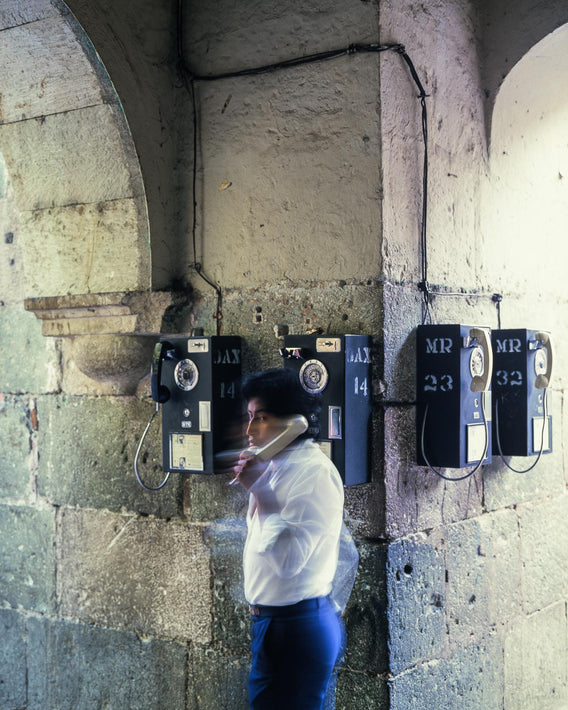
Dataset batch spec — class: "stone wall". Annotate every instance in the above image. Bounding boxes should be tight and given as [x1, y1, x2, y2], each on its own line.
[0, 0, 567, 709]
[379, 2, 568, 709]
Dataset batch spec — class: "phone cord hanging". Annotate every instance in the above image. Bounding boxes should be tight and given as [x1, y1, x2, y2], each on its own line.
[494, 389, 548, 473]
[134, 402, 171, 491]
[419, 401, 489, 482]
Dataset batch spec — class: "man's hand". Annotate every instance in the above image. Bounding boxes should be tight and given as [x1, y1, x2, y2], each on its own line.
[232, 450, 268, 490]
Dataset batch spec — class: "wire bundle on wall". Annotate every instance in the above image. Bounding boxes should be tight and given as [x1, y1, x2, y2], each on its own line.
[176, 0, 431, 334]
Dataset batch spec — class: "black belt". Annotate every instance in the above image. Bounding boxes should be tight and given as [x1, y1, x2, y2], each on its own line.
[249, 596, 330, 617]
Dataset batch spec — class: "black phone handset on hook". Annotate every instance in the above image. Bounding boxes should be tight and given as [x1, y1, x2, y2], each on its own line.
[135, 341, 178, 491]
[150, 341, 175, 403]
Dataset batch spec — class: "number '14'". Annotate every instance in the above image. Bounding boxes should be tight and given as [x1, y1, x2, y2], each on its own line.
[220, 381, 236, 399]
[354, 376, 368, 397]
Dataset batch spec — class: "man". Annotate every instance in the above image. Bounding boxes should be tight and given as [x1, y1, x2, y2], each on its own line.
[232, 367, 345, 710]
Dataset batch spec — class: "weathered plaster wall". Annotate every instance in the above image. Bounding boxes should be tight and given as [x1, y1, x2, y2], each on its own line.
[1, 0, 567, 709]
[184, 5, 382, 290]
[181, 2, 391, 704]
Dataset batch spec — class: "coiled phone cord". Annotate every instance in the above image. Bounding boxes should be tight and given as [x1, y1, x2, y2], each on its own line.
[494, 389, 548, 473]
[419, 400, 489, 482]
[134, 402, 171, 491]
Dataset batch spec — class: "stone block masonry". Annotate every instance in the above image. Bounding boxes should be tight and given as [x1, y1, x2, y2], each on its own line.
[1, 0, 568, 708]
[26, 616, 188, 709]
[57, 508, 212, 642]
[0, 505, 56, 614]
[386, 506, 568, 709]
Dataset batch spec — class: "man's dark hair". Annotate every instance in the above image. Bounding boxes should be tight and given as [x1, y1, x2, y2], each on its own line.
[242, 367, 321, 440]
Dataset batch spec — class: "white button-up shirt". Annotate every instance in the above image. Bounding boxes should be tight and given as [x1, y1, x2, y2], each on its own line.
[243, 439, 344, 606]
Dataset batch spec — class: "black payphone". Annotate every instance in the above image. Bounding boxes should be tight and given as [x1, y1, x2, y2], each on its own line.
[281, 334, 372, 486]
[416, 324, 493, 471]
[491, 329, 553, 459]
[149, 335, 242, 477]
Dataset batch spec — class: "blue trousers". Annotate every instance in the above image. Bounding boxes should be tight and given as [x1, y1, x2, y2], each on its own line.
[248, 597, 344, 710]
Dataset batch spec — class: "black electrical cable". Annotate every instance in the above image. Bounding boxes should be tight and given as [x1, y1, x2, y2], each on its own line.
[190, 43, 430, 308]
[175, 8, 431, 329]
[177, 1, 223, 335]
[190, 42, 412, 81]
[418, 288, 504, 328]
[192, 45, 357, 81]
[178, 4, 505, 334]
[392, 48, 430, 324]
[493, 293, 503, 329]
[189, 75, 223, 335]
[191, 42, 431, 316]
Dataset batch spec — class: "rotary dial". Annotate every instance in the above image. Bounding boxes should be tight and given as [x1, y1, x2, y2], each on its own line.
[299, 359, 329, 394]
[174, 359, 199, 391]
[469, 346, 485, 378]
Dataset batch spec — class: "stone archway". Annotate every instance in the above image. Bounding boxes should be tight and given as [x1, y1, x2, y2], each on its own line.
[0, 1, 187, 392]
[0, 1, 152, 299]
[480, 0, 568, 135]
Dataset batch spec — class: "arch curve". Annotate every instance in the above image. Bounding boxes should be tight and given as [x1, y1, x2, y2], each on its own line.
[0, 0, 153, 298]
[481, 22, 568, 302]
[481, 0, 568, 140]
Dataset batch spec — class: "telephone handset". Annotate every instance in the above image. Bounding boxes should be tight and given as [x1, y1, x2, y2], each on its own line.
[150, 341, 175, 403]
[228, 415, 308, 485]
[468, 327, 493, 393]
[248, 414, 308, 461]
[534, 331, 553, 389]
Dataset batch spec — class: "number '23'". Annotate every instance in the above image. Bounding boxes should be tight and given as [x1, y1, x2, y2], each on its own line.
[424, 374, 454, 392]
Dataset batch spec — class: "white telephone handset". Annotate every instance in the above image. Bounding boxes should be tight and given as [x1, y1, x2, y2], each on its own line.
[534, 331, 553, 389]
[227, 414, 308, 484]
[247, 414, 309, 461]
